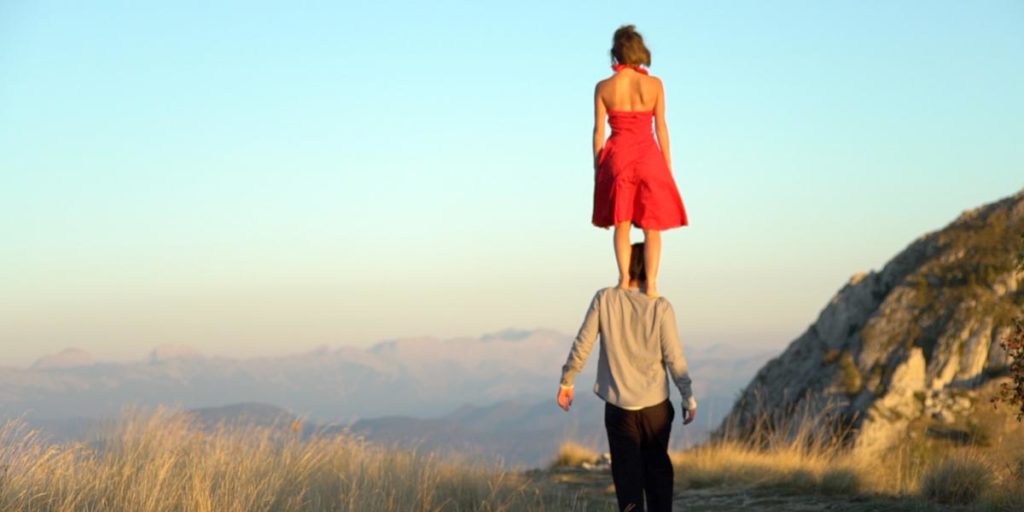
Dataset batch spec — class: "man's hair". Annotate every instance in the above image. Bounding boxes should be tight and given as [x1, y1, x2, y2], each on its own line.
[629, 243, 646, 282]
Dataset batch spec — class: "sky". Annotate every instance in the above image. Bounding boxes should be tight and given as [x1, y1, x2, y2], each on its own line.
[1, 1, 1022, 366]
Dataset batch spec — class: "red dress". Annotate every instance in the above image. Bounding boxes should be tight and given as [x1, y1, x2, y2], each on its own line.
[592, 68, 688, 230]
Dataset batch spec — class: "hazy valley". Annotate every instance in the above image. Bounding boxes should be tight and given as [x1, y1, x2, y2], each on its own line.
[1, 329, 774, 467]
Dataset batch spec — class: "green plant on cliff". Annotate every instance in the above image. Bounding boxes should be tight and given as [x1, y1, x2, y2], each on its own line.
[838, 352, 863, 396]
[1020, 231, 1024, 268]
[995, 320, 1024, 422]
[992, 232, 1024, 423]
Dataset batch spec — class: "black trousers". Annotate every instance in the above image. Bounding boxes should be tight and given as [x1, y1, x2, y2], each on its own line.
[604, 399, 675, 512]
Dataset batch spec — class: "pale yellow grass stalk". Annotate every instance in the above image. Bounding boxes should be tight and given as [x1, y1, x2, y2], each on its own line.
[673, 394, 861, 494]
[671, 441, 860, 495]
[0, 408, 592, 512]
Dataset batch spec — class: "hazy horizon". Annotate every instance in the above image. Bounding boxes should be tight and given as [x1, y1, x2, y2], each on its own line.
[3, 1, 1022, 366]
[7, 325, 786, 369]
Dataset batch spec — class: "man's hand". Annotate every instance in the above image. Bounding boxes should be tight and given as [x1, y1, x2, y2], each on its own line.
[557, 386, 575, 411]
[682, 406, 697, 425]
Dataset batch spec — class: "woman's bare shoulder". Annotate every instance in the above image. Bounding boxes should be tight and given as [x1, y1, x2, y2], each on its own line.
[643, 74, 664, 87]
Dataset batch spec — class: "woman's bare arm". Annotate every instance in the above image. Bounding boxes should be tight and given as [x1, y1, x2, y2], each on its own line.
[593, 82, 607, 171]
[653, 78, 672, 172]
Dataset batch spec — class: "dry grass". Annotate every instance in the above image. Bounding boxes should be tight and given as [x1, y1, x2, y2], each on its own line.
[5, 399, 1024, 511]
[986, 479, 1024, 512]
[671, 440, 861, 495]
[549, 442, 600, 469]
[0, 408, 587, 512]
[672, 396, 864, 495]
[920, 450, 994, 505]
[667, 386, 1024, 508]
[669, 434, 1024, 508]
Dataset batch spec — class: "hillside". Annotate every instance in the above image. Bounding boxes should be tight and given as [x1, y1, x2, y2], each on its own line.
[720, 189, 1024, 454]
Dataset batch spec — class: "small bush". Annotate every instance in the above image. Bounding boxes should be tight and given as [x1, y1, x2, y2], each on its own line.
[992, 319, 1024, 422]
[990, 232, 1024, 422]
[549, 441, 599, 469]
[920, 452, 994, 505]
[822, 349, 841, 365]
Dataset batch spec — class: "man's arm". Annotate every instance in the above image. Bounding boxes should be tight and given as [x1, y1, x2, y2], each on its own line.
[560, 291, 602, 389]
[659, 300, 697, 411]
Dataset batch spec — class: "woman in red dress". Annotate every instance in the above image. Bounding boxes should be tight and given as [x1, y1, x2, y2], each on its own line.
[592, 25, 688, 297]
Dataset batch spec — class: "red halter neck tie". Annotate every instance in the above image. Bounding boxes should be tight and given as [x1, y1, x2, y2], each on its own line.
[612, 63, 649, 75]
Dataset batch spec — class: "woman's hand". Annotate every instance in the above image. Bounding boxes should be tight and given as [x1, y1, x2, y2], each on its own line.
[557, 386, 575, 411]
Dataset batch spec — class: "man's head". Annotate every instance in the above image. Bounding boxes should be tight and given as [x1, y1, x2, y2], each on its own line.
[629, 243, 646, 284]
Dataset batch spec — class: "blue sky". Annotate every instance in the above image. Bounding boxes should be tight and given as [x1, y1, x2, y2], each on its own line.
[1, 1, 1022, 365]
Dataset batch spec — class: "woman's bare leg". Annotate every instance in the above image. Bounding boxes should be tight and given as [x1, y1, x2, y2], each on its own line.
[614, 221, 632, 288]
[643, 229, 662, 297]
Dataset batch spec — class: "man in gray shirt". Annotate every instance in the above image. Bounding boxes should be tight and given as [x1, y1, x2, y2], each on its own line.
[558, 243, 696, 512]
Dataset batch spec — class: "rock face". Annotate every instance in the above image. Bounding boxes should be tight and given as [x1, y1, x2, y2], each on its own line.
[719, 190, 1024, 454]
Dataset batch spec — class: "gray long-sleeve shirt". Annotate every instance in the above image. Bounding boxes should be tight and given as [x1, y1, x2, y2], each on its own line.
[560, 287, 697, 410]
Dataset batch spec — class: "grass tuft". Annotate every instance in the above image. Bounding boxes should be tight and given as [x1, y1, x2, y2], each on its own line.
[920, 450, 993, 505]
[549, 441, 600, 469]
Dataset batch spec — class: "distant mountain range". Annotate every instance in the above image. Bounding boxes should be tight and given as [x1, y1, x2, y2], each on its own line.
[2, 328, 775, 467]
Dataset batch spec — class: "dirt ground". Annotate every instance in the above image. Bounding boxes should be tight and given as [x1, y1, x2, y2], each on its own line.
[535, 467, 960, 512]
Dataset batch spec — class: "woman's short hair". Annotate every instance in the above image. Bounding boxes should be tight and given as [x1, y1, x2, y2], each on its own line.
[629, 243, 647, 282]
[610, 25, 651, 67]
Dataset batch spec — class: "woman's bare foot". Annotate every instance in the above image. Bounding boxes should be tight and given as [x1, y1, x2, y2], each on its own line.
[644, 283, 660, 298]
[613, 222, 632, 291]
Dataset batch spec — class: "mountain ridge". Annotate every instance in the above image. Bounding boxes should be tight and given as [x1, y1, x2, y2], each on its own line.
[2, 329, 771, 425]
[720, 189, 1024, 453]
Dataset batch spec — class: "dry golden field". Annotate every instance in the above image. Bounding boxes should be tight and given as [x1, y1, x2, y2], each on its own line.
[2, 402, 1022, 512]
[0, 408, 592, 512]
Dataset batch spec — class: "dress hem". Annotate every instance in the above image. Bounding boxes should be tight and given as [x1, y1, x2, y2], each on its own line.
[592, 219, 689, 231]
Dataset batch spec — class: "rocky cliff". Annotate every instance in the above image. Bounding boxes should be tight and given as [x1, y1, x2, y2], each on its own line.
[719, 190, 1024, 454]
